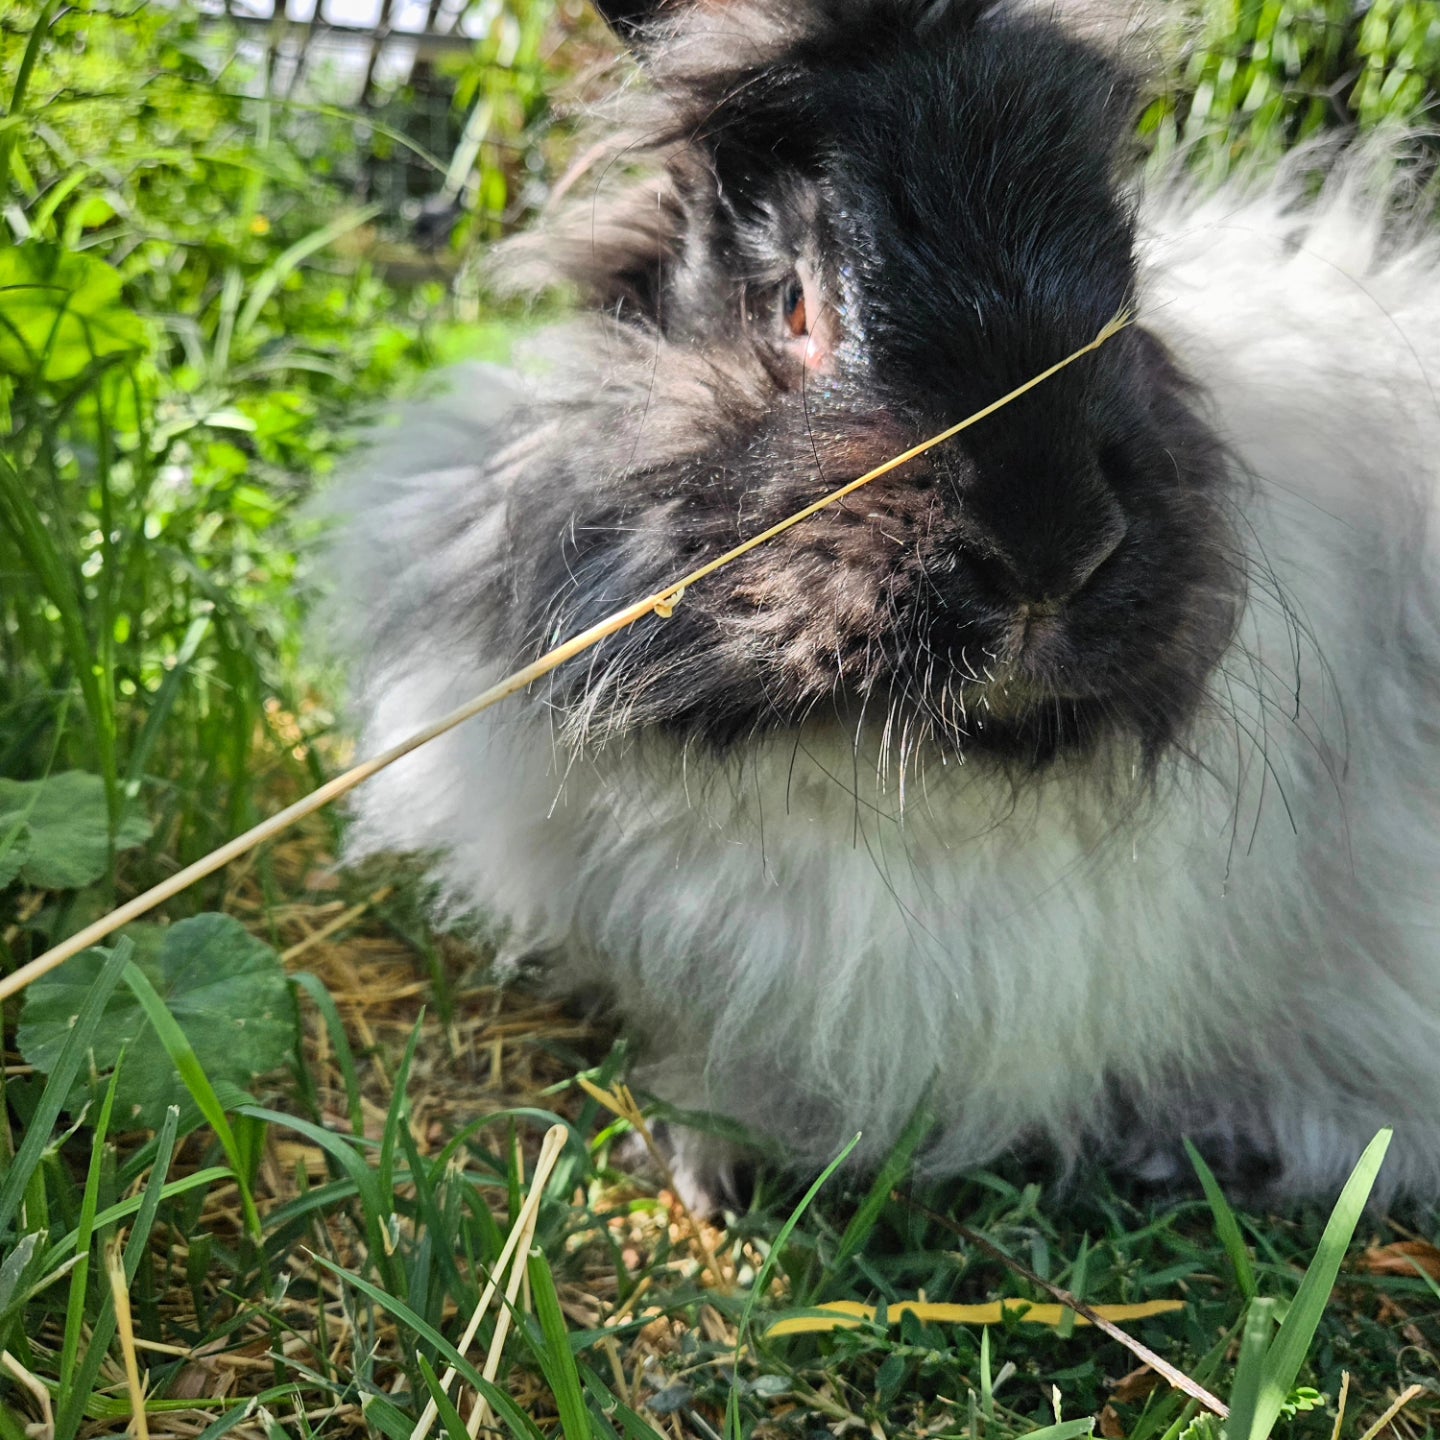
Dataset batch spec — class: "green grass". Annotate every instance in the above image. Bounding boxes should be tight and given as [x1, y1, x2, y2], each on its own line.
[2, 926, 1434, 1440]
[3, 0, 1440, 1436]
[0, 0, 428, 905]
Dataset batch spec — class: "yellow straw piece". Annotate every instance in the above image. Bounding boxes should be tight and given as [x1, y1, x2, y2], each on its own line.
[108, 1237, 151, 1440]
[765, 1297, 1184, 1338]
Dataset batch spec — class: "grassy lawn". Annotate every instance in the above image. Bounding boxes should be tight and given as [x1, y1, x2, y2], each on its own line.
[2, 1, 1439, 1437]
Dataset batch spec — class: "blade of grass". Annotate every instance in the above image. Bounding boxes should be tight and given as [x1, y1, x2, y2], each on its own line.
[980, 1322, 995, 1422]
[0, 939, 131, 1240]
[0, 1234, 43, 1319]
[42, 1167, 230, 1272]
[1150, 1397, 1200, 1440]
[740, 1133, 861, 1344]
[121, 959, 263, 1240]
[1128, 1322, 1240, 1440]
[377, 1015, 425, 1271]
[397, 1120, 473, 1328]
[1405, 1253, 1440, 1304]
[54, 1105, 183, 1440]
[1184, 1138, 1257, 1301]
[1021, 1421, 1097, 1440]
[465, 1131, 569, 1438]
[122, 615, 210, 796]
[195, 1400, 269, 1440]
[415, 1354, 471, 1440]
[829, 1102, 932, 1280]
[106, 1236, 149, 1440]
[527, 1250, 591, 1440]
[408, 1125, 568, 1440]
[209, 265, 244, 383]
[0, 448, 117, 818]
[0, 0, 65, 198]
[1247, 1129, 1393, 1440]
[463, 1374, 548, 1440]
[362, 1395, 419, 1440]
[580, 1366, 669, 1440]
[233, 206, 382, 341]
[1223, 1297, 1278, 1440]
[309, 1256, 546, 1440]
[238, 1104, 390, 1264]
[56, 1055, 125, 1418]
[727, 1133, 860, 1440]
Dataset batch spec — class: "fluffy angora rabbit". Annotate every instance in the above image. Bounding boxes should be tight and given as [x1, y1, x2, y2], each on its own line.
[328, 0, 1440, 1205]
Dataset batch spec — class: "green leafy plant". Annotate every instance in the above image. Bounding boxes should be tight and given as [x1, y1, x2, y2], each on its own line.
[0, 0, 432, 911]
[1141, 0, 1440, 181]
[0, 772, 150, 890]
[1353, 0, 1440, 128]
[18, 912, 297, 1129]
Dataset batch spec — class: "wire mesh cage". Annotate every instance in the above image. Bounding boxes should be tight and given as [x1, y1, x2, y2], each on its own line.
[186, 0, 583, 263]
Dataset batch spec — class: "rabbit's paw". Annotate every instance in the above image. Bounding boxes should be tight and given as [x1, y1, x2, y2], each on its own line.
[615, 1123, 754, 1219]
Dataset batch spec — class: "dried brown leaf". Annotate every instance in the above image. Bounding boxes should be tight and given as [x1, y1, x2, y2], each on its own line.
[1111, 1367, 1161, 1405]
[1359, 1241, 1440, 1280]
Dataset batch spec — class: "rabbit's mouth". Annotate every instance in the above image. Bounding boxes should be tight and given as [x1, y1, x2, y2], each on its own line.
[899, 667, 1168, 767]
[953, 692, 1113, 759]
[930, 652, 1120, 758]
[964, 670, 1095, 724]
[884, 537, 1242, 768]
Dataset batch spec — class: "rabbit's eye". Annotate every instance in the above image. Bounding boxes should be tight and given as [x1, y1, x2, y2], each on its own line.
[780, 275, 808, 337]
[766, 263, 827, 373]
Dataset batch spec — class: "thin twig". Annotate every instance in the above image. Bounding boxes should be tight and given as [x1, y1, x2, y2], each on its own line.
[898, 1192, 1229, 1419]
[1331, 1371, 1352, 1440]
[601, 1334, 632, 1409]
[1357, 1384, 1426, 1440]
[408, 1124, 568, 1440]
[0, 311, 1129, 1006]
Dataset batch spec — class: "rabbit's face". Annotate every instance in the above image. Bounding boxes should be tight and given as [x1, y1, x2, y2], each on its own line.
[508, 0, 1242, 771]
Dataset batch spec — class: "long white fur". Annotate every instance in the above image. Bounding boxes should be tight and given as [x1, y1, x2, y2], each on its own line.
[332, 157, 1440, 1200]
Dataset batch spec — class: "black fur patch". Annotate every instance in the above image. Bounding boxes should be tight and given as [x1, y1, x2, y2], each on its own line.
[481, 0, 1243, 772]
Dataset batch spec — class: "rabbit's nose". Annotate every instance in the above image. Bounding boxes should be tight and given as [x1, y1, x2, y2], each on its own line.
[962, 505, 1128, 607]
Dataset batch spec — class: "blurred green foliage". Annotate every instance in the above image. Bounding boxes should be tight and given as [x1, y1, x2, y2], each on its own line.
[1353, 0, 1440, 126]
[1144, 0, 1440, 178]
[0, 0, 437, 940]
[449, 0, 566, 242]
